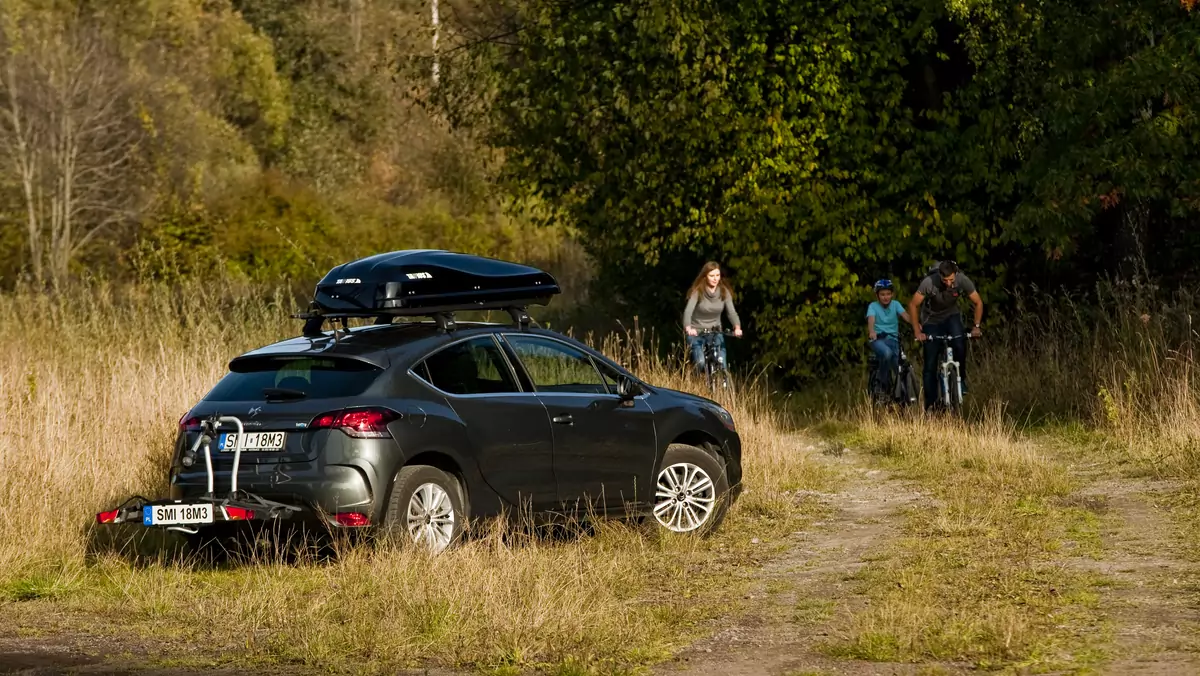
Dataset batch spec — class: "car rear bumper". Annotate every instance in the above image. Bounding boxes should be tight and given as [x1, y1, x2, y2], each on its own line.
[169, 463, 375, 526]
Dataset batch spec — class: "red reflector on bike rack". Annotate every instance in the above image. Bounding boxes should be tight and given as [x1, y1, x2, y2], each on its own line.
[334, 512, 370, 527]
[223, 507, 255, 521]
[96, 509, 120, 524]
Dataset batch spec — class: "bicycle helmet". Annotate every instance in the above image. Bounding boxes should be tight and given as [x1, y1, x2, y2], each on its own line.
[873, 279, 894, 292]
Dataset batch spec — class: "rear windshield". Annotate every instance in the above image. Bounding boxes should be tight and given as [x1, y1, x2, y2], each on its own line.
[205, 357, 383, 402]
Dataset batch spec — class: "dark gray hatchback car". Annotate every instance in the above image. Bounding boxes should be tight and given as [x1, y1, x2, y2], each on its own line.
[170, 322, 741, 550]
[99, 251, 742, 552]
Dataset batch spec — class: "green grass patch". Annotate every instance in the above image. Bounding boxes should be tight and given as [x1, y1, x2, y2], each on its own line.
[818, 411, 1109, 672]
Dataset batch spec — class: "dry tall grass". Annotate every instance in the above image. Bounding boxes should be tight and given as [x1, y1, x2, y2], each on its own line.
[981, 281, 1200, 476]
[0, 281, 830, 672]
[797, 279, 1200, 477]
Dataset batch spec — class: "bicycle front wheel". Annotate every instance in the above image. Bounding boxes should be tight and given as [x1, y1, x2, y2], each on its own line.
[718, 367, 733, 395]
[867, 364, 882, 401]
[945, 365, 963, 412]
[901, 368, 919, 406]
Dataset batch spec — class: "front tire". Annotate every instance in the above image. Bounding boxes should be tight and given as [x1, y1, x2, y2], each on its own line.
[899, 367, 919, 406]
[945, 365, 963, 412]
[652, 444, 731, 536]
[867, 363, 886, 404]
[382, 465, 466, 553]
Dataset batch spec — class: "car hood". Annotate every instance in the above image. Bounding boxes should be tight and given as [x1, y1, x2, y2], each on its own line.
[653, 386, 722, 408]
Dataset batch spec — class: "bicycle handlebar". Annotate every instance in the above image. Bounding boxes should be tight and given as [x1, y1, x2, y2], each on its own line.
[695, 328, 740, 337]
[920, 334, 978, 341]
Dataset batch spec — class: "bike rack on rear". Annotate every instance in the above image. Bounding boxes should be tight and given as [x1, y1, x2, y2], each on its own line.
[96, 415, 303, 534]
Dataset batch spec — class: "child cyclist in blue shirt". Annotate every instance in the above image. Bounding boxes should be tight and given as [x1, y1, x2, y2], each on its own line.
[866, 279, 913, 394]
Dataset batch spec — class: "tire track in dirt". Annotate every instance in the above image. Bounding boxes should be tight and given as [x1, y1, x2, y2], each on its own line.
[1067, 472, 1200, 675]
[656, 440, 959, 676]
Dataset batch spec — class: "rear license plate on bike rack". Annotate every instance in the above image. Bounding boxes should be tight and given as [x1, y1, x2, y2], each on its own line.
[143, 503, 214, 526]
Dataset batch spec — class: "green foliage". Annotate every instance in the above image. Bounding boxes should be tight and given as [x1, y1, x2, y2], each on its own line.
[491, 0, 1200, 381]
[494, 0, 972, 378]
[0, 0, 563, 295]
[133, 172, 577, 286]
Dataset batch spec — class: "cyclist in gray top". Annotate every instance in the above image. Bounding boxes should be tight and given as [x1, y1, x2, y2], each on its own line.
[683, 262, 743, 372]
[909, 260, 984, 409]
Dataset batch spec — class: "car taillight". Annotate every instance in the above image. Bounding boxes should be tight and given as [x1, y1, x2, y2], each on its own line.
[223, 506, 255, 521]
[309, 408, 398, 438]
[179, 413, 201, 432]
[96, 509, 121, 524]
[334, 512, 371, 527]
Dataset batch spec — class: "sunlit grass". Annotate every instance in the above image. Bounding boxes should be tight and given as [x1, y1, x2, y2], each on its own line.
[0, 281, 834, 672]
[817, 405, 1108, 671]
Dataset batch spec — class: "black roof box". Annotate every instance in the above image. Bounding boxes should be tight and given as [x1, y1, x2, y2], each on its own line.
[307, 250, 560, 318]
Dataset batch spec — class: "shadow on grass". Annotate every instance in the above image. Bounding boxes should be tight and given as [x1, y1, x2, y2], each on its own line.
[82, 518, 346, 570]
[78, 508, 630, 575]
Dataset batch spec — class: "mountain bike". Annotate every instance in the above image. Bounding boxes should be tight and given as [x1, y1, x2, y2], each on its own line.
[696, 328, 736, 395]
[867, 335, 919, 407]
[924, 334, 973, 413]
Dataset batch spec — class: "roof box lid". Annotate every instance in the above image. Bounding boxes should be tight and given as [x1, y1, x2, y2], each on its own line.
[310, 250, 560, 316]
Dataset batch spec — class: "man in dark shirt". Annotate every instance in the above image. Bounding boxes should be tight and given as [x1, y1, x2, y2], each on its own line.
[908, 260, 984, 410]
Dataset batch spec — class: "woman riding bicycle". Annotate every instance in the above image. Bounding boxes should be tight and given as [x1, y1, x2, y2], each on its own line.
[683, 262, 743, 372]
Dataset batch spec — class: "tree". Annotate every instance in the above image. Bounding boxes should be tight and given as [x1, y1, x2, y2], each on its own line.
[0, 10, 146, 285]
[491, 0, 967, 377]
[489, 0, 1200, 380]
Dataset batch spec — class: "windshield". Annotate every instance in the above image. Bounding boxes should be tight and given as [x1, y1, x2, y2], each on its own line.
[205, 357, 383, 402]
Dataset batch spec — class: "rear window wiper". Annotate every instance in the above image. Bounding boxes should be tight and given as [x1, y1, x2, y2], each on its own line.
[263, 387, 308, 401]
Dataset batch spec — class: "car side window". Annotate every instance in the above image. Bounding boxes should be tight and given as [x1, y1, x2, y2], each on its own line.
[416, 336, 520, 395]
[505, 336, 610, 395]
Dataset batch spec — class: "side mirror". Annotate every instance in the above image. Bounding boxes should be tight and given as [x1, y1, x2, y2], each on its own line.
[617, 376, 642, 400]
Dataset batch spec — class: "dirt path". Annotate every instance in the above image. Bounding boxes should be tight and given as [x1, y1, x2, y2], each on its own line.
[656, 442, 957, 676]
[661, 437, 1200, 676]
[1067, 471, 1200, 675]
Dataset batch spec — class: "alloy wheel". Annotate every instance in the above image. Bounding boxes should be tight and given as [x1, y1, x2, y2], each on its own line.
[406, 482, 456, 552]
[653, 462, 717, 532]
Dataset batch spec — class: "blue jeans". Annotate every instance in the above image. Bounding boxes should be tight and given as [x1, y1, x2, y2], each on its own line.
[922, 314, 967, 409]
[869, 335, 900, 392]
[688, 333, 726, 373]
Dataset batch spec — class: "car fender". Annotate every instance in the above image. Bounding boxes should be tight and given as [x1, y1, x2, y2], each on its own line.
[380, 399, 505, 521]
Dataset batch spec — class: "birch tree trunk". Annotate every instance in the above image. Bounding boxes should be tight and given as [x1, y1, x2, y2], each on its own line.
[0, 16, 143, 285]
[431, 0, 441, 85]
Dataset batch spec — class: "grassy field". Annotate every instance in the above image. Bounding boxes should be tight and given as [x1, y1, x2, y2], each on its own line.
[762, 280, 1200, 674]
[0, 282, 835, 674]
[3, 280, 1200, 674]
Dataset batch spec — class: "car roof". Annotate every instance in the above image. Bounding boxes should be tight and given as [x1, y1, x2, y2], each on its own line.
[229, 321, 591, 370]
[230, 322, 460, 369]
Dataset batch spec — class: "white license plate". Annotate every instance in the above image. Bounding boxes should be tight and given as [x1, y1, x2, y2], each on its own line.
[219, 432, 286, 452]
[143, 503, 213, 526]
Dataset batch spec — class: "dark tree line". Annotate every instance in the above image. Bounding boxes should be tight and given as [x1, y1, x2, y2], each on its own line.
[483, 0, 1200, 378]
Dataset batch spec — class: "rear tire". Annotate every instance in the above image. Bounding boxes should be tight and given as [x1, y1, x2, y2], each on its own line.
[382, 465, 467, 553]
[651, 444, 731, 536]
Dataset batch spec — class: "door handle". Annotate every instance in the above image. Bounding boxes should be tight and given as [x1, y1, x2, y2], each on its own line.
[552, 414, 574, 425]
